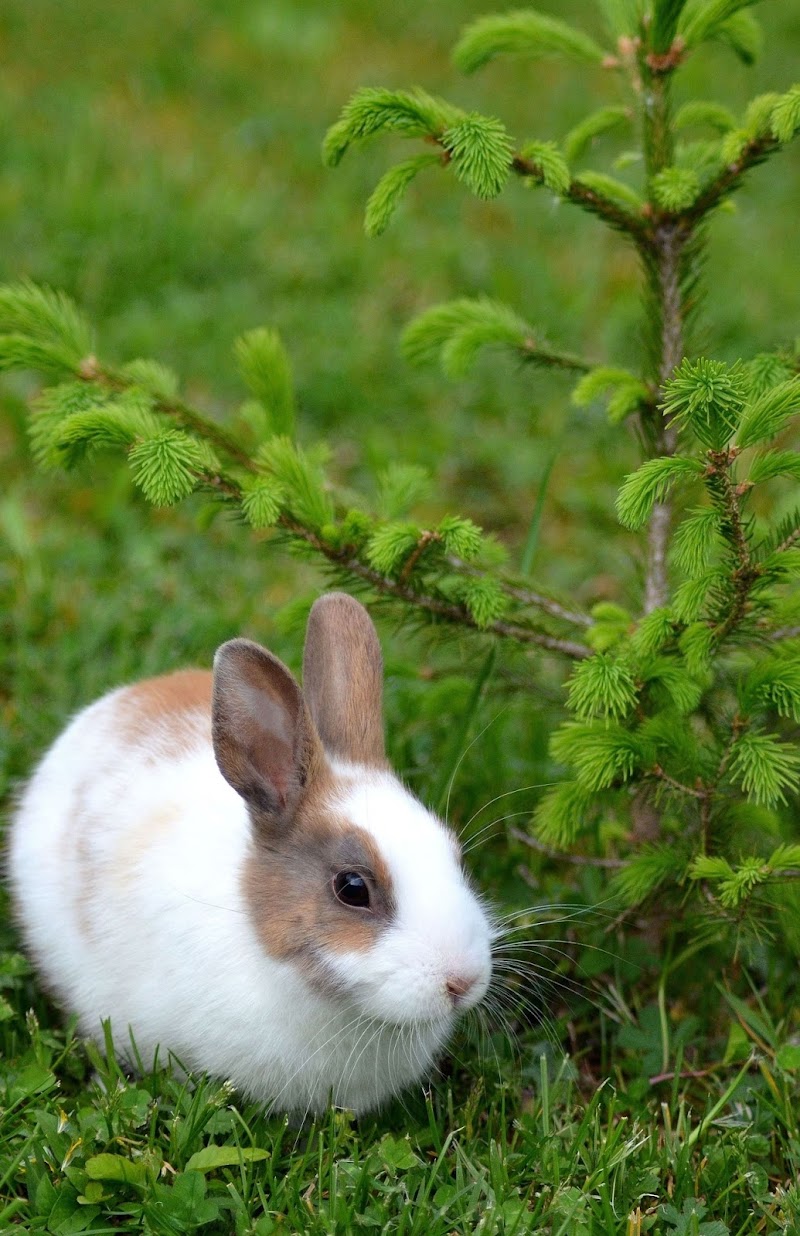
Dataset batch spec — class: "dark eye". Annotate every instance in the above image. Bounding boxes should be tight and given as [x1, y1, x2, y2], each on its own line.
[333, 871, 371, 909]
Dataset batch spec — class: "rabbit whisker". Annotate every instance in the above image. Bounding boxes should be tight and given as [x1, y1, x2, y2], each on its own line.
[456, 781, 557, 838]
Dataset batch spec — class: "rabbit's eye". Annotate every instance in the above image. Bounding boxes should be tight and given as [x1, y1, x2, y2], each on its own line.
[333, 871, 371, 909]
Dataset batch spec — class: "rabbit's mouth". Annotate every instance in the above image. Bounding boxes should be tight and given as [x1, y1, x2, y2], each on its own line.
[323, 967, 490, 1030]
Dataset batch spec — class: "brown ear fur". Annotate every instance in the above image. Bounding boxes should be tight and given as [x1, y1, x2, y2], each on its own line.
[212, 639, 323, 824]
[302, 593, 386, 768]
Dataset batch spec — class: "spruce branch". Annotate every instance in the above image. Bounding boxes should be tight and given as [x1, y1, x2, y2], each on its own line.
[706, 449, 751, 568]
[322, 87, 464, 166]
[775, 524, 800, 555]
[703, 447, 765, 643]
[564, 105, 632, 162]
[235, 328, 295, 437]
[401, 297, 593, 378]
[674, 99, 738, 134]
[0, 280, 93, 376]
[678, 0, 768, 58]
[715, 10, 763, 66]
[630, 79, 800, 641]
[510, 151, 650, 240]
[288, 534, 594, 654]
[451, 569, 593, 628]
[363, 153, 443, 236]
[728, 730, 800, 806]
[77, 356, 255, 471]
[652, 0, 690, 56]
[649, 764, 705, 799]
[573, 367, 657, 424]
[22, 343, 594, 658]
[375, 126, 653, 239]
[676, 131, 779, 225]
[441, 113, 514, 199]
[736, 378, 800, 449]
[617, 456, 704, 530]
[518, 338, 593, 373]
[452, 11, 607, 74]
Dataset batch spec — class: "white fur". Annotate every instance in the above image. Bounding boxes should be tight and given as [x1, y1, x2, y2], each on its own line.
[324, 763, 492, 1024]
[9, 689, 492, 1115]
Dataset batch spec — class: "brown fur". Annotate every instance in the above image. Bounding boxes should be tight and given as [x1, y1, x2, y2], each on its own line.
[242, 774, 397, 990]
[119, 669, 212, 754]
[302, 594, 387, 768]
[212, 641, 318, 821]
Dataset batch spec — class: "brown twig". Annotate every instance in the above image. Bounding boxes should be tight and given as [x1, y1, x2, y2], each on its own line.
[706, 451, 764, 643]
[677, 134, 780, 228]
[645, 499, 673, 613]
[399, 530, 440, 584]
[80, 357, 256, 471]
[775, 524, 800, 554]
[649, 765, 705, 800]
[509, 826, 625, 869]
[639, 55, 682, 614]
[768, 624, 800, 642]
[649, 1063, 723, 1085]
[447, 557, 593, 628]
[510, 154, 651, 244]
[280, 519, 594, 657]
[518, 336, 594, 374]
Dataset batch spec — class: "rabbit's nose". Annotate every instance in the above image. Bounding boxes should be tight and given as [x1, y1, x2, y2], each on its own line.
[445, 974, 479, 1006]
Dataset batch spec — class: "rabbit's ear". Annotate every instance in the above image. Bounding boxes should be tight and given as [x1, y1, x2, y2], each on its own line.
[212, 639, 323, 823]
[302, 593, 386, 767]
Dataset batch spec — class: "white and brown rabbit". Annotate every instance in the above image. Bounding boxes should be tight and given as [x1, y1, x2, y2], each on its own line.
[9, 593, 492, 1115]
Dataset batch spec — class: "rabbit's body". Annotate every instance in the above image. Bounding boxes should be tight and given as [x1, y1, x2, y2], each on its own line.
[11, 596, 492, 1114]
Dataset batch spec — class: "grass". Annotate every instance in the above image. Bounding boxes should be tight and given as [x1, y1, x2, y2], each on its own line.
[2, 979, 800, 1232]
[1, 0, 800, 1230]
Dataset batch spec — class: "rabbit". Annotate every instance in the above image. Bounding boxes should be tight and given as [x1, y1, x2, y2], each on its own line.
[9, 592, 493, 1115]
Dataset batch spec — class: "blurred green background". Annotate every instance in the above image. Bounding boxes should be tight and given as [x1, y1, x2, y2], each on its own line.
[2, 12, 800, 1225]
[1, 0, 799, 854]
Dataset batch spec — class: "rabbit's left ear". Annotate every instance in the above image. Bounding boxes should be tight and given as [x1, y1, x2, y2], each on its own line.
[302, 593, 386, 768]
[212, 639, 323, 825]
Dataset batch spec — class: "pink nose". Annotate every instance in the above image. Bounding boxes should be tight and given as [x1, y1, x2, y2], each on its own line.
[445, 974, 479, 1005]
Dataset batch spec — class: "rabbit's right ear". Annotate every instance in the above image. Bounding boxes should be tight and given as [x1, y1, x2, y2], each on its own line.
[303, 593, 386, 767]
[212, 639, 323, 824]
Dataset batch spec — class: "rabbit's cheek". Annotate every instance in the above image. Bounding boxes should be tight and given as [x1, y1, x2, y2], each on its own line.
[321, 927, 490, 1026]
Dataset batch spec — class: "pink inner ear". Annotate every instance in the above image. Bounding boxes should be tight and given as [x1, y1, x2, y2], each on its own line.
[245, 737, 292, 807]
[213, 637, 320, 823]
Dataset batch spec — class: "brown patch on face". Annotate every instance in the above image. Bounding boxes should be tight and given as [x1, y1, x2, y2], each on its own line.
[242, 772, 396, 993]
[118, 669, 212, 755]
